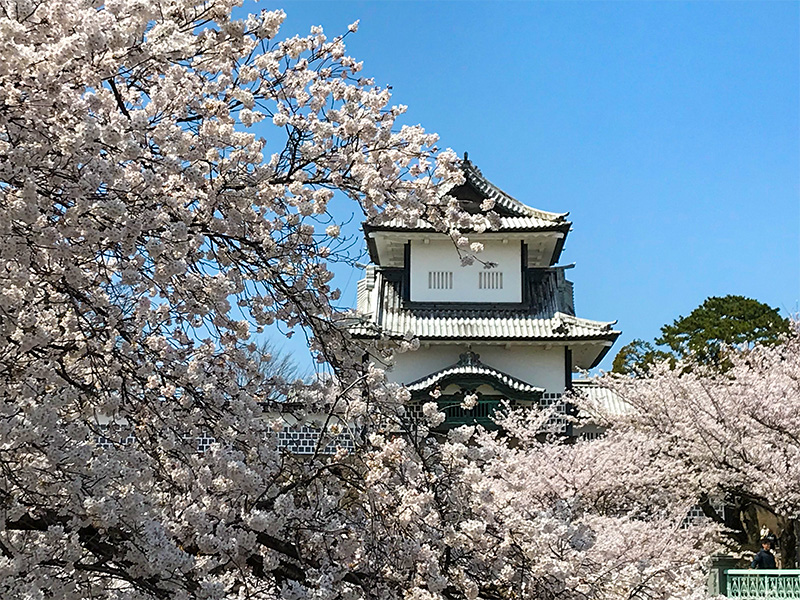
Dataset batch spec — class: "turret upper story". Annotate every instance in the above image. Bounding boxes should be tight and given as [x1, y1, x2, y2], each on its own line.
[362, 157, 574, 307]
[352, 157, 620, 371]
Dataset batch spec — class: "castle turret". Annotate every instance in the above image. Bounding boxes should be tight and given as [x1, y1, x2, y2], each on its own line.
[353, 157, 620, 429]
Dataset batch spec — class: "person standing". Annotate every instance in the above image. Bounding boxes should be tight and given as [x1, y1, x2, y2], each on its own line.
[751, 538, 777, 569]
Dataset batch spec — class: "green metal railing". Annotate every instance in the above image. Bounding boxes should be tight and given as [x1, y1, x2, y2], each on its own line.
[725, 569, 800, 598]
[439, 398, 502, 428]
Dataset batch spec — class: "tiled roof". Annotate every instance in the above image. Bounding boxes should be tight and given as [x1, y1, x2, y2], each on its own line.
[407, 353, 543, 394]
[352, 269, 619, 342]
[364, 158, 570, 233]
[367, 215, 567, 232]
[460, 160, 567, 221]
[378, 311, 616, 340]
[572, 380, 631, 416]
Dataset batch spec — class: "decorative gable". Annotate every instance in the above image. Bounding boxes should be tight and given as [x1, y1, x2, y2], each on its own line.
[404, 351, 544, 430]
[406, 351, 544, 398]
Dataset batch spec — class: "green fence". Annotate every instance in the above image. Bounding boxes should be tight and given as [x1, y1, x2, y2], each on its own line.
[725, 569, 800, 599]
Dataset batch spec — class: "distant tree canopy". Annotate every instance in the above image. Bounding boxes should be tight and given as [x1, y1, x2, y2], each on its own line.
[613, 295, 791, 374]
[611, 339, 671, 376]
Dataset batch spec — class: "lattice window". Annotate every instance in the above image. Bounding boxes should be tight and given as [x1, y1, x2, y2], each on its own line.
[479, 271, 503, 290]
[96, 423, 136, 448]
[442, 397, 497, 421]
[276, 424, 355, 455]
[401, 393, 568, 434]
[541, 392, 567, 432]
[681, 498, 725, 529]
[428, 271, 453, 289]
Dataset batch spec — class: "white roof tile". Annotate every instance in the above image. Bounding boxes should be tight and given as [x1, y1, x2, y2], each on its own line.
[365, 160, 569, 233]
[572, 381, 632, 417]
[372, 215, 566, 232]
[351, 271, 619, 342]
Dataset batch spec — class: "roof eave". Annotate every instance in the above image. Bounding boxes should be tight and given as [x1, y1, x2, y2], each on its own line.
[362, 225, 381, 264]
[461, 159, 569, 221]
[405, 361, 545, 399]
[587, 330, 622, 369]
[351, 331, 621, 343]
[548, 223, 572, 265]
[363, 222, 572, 235]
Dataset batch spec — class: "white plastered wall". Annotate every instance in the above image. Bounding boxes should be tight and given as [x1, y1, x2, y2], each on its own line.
[409, 239, 522, 303]
[387, 343, 566, 394]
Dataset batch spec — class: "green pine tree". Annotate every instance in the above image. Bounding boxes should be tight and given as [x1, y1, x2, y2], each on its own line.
[613, 295, 791, 374]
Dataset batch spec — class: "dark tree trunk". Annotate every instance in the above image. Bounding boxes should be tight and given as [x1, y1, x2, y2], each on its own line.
[780, 518, 800, 568]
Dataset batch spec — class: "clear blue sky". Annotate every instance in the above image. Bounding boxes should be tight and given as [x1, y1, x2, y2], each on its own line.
[252, 1, 799, 372]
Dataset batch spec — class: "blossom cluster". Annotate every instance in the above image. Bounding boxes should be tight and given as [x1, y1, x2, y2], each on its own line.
[585, 326, 800, 565]
[0, 1, 723, 599]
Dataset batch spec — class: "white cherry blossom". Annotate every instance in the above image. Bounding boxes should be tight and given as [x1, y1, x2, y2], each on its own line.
[0, 2, 725, 599]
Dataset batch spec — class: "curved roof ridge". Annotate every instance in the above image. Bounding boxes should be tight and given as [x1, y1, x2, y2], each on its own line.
[554, 311, 618, 330]
[405, 351, 544, 394]
[461, 159, 569, 222]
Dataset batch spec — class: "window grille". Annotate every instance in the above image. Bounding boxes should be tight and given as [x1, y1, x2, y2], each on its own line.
[96, 423, 136, 448]
[276, 424, 355, 455]
[428, 271, 453, 289]
[541, 392, 567, 433]
[479, 271, 503, 290]
[402, 393, 568, 433]
[681, 499, 725, 529]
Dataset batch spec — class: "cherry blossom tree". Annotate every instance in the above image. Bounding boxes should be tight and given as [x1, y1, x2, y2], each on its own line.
[0, 1, 719, 599]
[590, 327, 800, 568]
[431, 412, 718, 600]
